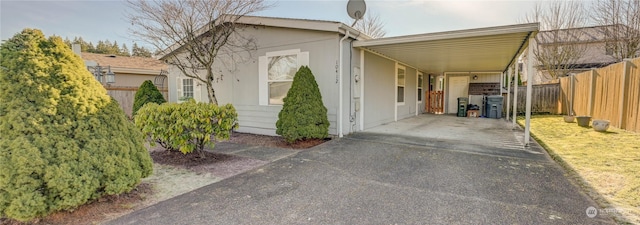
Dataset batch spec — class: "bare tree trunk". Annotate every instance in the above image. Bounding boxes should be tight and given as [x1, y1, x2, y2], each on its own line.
[206, 82, 218, 105]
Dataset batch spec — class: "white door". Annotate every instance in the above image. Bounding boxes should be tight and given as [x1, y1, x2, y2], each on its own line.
[447, 76, 469, 114]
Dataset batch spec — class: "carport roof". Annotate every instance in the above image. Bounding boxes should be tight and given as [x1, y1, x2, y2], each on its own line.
[353, 23, 539, 74]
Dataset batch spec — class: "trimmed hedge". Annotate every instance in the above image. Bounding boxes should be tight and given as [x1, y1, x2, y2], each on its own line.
[133, 80, 166, 116]
[0, 29, 153, 221]
[135, 100, 238, 154]
[276, 66, 329, 143]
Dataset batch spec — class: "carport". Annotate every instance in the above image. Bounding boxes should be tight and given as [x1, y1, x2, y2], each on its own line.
[353, 23, 540, 146]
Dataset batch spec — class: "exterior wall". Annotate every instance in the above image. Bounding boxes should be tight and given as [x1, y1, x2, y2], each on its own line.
[397, 66, 417, 120]
[110, 72, 168, 89]
[167, 26, 340, 136]
[340, 37, 363, 135]
[362, 51, 395, 129]
[469, 73, 501, 84]
[444, 72, 501, 114]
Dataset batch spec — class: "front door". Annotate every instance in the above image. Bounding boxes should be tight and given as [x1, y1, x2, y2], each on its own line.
[447, 76, 469, 114]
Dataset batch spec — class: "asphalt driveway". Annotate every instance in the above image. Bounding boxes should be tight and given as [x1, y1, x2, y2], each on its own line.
[108, 115, 614, 224]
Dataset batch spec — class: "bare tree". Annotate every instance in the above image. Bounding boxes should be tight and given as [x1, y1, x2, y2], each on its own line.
[522, 0, 588, 80]
[592, 0, 640, 62]
[126, 0, 269, 105]
[352, 11, 386, 38]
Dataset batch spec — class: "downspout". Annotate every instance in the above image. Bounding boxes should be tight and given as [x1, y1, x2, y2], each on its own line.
[338, 30, 350, 138]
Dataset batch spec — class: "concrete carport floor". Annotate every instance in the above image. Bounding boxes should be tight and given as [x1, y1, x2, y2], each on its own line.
[360, 114, 537, 158]
[108, 115, 615, 224]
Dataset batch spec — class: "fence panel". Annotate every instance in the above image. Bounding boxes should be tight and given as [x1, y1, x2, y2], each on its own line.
[624, 59, 640, 132]
[572, 72, 592, 116]
[107, 89, 135, 116]
[106, 86, 168, 117]
[558, 77, 571, 115]
[592, 63, 623, 127]
[516, 84, 560, 114]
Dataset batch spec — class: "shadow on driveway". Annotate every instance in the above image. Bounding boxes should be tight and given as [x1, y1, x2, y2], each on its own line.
[108, 116, 615, 224]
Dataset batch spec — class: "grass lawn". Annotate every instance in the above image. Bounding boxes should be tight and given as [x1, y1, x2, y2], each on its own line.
[518, 115, 640, 223]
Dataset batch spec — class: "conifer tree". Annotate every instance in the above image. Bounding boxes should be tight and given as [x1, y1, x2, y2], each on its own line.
[0, 29, 153, 221]
[276, 66, 329, 143]
[133, 80, 166, 116]
[120, 43, 131, 56]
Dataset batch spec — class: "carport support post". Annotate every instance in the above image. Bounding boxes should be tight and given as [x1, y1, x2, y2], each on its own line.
[512, 59, 518, 128]
[524, 38, 534, 147]
[506, 67, 512, 121]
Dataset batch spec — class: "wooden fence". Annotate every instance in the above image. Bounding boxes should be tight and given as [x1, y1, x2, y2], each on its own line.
[557, 58, 640, 132]
[106, 86, 168, 117]
[514, 83, 561, 114]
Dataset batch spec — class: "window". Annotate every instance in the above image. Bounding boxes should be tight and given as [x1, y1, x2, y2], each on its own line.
[268, 55, 297, 105]
[417, 73, 424, 102]
[176, 77, 200, 102]
[182, 78, 194, 99]
[397, 65, 405, 104]
[258, 49, 309, 106]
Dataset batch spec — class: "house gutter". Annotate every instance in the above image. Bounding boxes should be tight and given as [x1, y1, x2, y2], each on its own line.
[338, 29, 350, 138]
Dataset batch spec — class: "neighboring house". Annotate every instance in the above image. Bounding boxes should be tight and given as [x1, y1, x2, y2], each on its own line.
[163, 16, 538, 137]
[523, 25, 627, 84]
[75, 47, 169, 116]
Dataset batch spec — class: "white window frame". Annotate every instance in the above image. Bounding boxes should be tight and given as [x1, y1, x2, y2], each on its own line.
[258, 49, 309, 106]
[176, 77, 200, 103]
[417, 72, 424, 103]
[396, 64, 406, 106]
[183, 78, 194, 99]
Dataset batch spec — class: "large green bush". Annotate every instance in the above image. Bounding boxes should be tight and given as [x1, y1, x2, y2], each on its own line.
[276, 66, 330, 143]
[132, 80, 166, 116]
[0, 29, 153, 221]
[135, 99, 238, 154]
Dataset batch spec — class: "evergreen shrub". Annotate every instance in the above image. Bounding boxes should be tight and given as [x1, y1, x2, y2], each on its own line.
[132, 80, 166, 116]
[276, 66, 330, 143]
[0, 29, 153, 221]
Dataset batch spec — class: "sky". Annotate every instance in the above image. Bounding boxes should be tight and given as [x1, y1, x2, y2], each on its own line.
[0, 0, 544, 49]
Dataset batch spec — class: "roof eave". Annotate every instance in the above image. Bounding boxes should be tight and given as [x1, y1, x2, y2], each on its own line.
[354, 23, 540, 47]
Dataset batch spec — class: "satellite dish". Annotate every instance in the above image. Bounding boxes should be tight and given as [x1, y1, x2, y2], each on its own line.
[347, 0, 366, 20]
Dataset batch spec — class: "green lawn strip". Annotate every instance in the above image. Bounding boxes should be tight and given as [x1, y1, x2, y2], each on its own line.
[517, 115, 640, 223]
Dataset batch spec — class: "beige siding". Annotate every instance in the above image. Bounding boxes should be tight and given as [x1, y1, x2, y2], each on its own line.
[362, 52, 395, 129]
[168, 26, 341, 135]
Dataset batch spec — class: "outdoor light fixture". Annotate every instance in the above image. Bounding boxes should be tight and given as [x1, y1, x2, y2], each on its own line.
[473, 75, 478, 80]
[88, 65, 115, 85]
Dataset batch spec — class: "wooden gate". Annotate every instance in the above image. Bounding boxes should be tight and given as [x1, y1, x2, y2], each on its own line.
[427, 91, 444, 114]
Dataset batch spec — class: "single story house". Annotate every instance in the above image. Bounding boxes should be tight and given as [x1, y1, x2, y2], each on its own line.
[163, 16, 539, 141]
[75, 47, 169, 116]
[522, 25, 624, 85]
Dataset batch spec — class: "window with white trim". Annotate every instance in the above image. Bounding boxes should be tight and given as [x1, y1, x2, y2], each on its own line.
[182, 78, 194, 99]
[397, 66, 405, 104]
[268, 54, 297, 105]
[176, 76, 201, 103]
[258, 49, 309, 106]
[417, 73, 424, 103]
